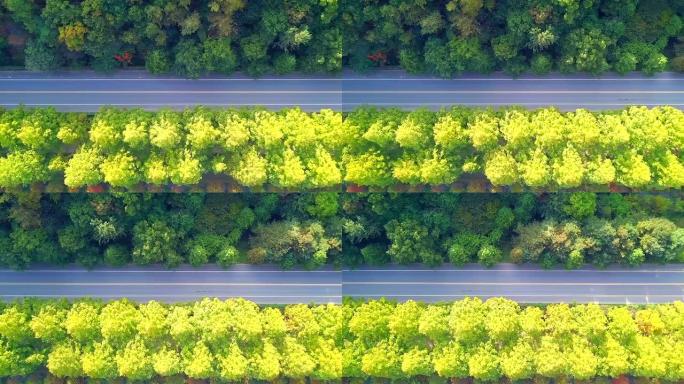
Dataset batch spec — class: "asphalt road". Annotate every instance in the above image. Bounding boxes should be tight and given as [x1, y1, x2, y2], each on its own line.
[1, 264, 682, 304]
[0, 265, 342, 304]
[0, 69, 683, 112]
[343, 265, 684, 304]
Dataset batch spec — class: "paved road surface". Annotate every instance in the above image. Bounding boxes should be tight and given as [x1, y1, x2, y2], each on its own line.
[1, 70, 683, 112]
[343, 265, 684, 304]
[0, 265, 342, 304]
[1, 264, 682, 304]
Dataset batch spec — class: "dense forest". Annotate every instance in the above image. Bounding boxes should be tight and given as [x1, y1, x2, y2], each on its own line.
[0, 0, 340, 77]
[343, 0, 684, 75]
[2, 192, 684, 269]
[1, 106, 684, 190]
[0, 1, 683, 76]
[1, 297, 683, 382]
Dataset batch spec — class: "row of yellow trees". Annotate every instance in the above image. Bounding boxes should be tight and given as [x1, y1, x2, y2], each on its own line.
[1, 106, 683, 190]
[0, 298, 682, 382]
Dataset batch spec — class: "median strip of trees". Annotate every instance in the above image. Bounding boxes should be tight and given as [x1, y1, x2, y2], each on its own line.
[2, 192, 683, 269]
[1, 106, 684, 191]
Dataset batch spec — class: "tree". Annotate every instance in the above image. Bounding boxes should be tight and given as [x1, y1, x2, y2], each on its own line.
[484, 298, 519, 342]
[349, 299, 393, 343]
[144, 154, 169, 184]
[421, 152, 458, 185]
[183, 342, 215, 379]
[284, 304, 321, 343]
[401, 347, 432, 376]
[361, 340, 402, 378]
[361, 243, 389, 265]
[248, 341, 281, 380]
[64, 148, 103, 187]
[607, 307, 638, 342]
[81, 341, 117, 379]
[24, 40, 62, 71]
[561, 28, 611, 73]
[218, 342, 248, 381]
[432, 342, 468, 378]
[500, 340, 535, 380]
[389, 300, 422, 341]
[468, 343, 501, 382]
[203, 38, 238, 74]
[567, 336, 598, 380]
[217, 245, 239, 267]
[232, 149, 269, 187]
[65, 302, 100, 343]
[101, 152, 140, 187]
[312, 340, 343, 380]
[385, 218, 439, 265]
[418, 305, 450, 342]
[531, 54, 553, 74]
[451, 37, 493, 70]
[261, 307, 287, 339]
[174, 40, 205, 78]
[150, 114, 181, 150]
[598, 336, 631, 378]
[344, 152, 392, 186]
[170, 151, 203, 185]
[632, 335, 666, 378]
[47, 343, 82, 378]
[520, 147, 551, 186]
[186, 114, 219, 151]
[132, 220, 181, 266]
[534, 336, 566, 378]
[477, 244, 503, 267]
[395, 117, 429, 149]
[99, 300, 140, 347]
[137, 301, 168, 342]
[281, 337, 316, 378]
[307, 147, 342, 187]
[116, 338, 154, 380]
[145, 50, 171, 74]
[552, 145, 585, 187]
[468, 114, 500, 150]
[274, 148, 307, 187]
[449, 297, 486, 345]
[273, 54, 296, 74]
[103, 244, 130, 266]
[153, 346, 182, 377]
[30, 305, 67, 343]
[0, 151, 48, 187]
[563, 192, 597, 220]
[0, 307, 33, 344]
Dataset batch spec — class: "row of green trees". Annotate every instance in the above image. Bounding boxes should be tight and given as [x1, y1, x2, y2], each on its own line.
[344, 0, 684, 75]
[2, 106, 684, 190]
[2, 192, 684, 269]
[0, 0, 340, 77]
[1, 1, 683, 75]
[0, 297, 683, 382]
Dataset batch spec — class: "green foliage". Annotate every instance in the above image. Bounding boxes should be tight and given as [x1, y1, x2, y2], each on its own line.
[24, 40, 62, 71]
[249, 220, 337, 269]
[145, 50, 171, 74]
[343, 0, 683, 76]
[477, 244, 503, 267]
[385, 218, 439, 265]
[10, 298, 684, 381]
[2, 0, 338, 75]
[3, 0, 684, 77]
[2, 106, 684, 190]
[132, 220, 181, 267]
[1, 192, 684, 269]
